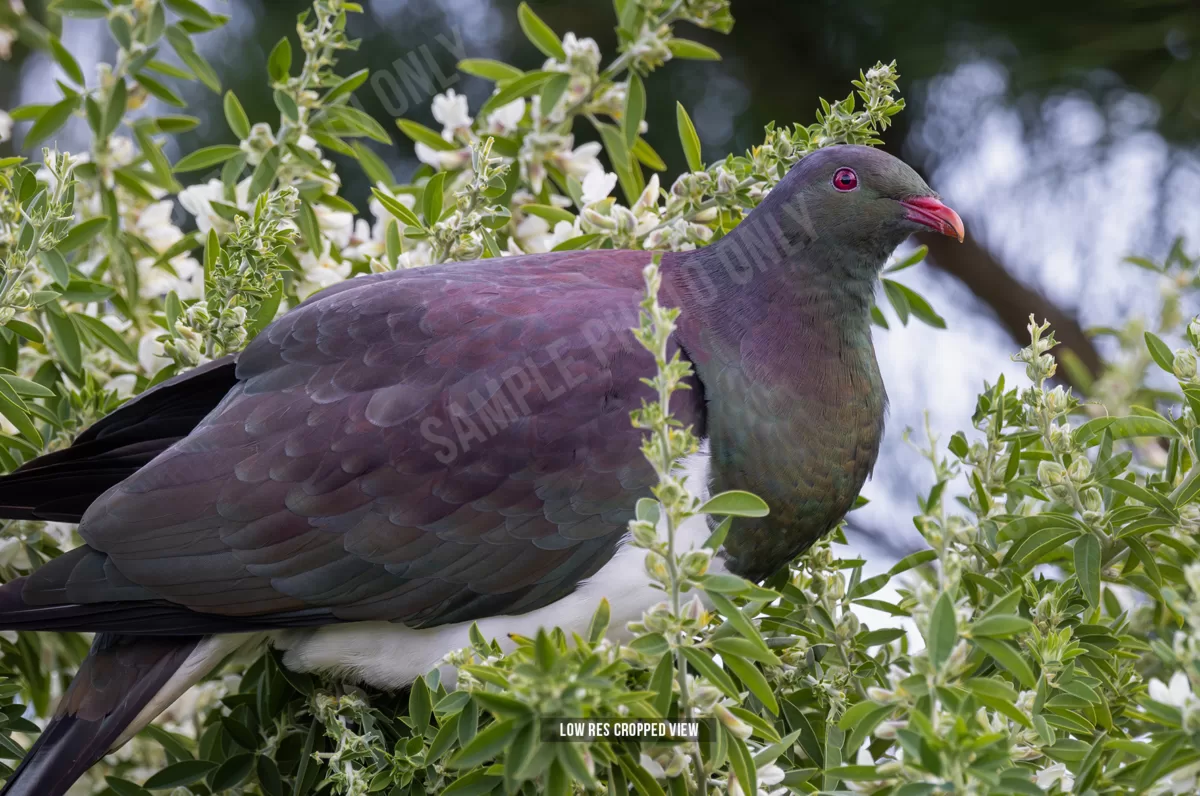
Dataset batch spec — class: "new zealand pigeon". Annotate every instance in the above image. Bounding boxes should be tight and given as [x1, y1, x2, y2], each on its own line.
[0, 144, 962, 795]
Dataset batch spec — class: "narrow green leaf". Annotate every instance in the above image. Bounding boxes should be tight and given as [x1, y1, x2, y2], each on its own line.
[517, 2, 566, 61]
[1145, 331, 1175, 373]
[223, 91, 250, 139]
[667, 38, 721, 60]
[173, 145, 242, 172]
[675, 102, 703, 172]
[1074, 534, 1101, 608]
[458, 58, 523, 82]
[624, 73, 646, 149]
[925, 592, 956, 669]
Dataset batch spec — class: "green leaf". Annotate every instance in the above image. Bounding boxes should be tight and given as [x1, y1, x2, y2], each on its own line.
[539, 72, 570, 119]
[587, 597, 610, 645]
[551, 233, 601, 251]
[409, 673, 432, 735]
[517, 2, 566, 61]
[173, 145, 243, 172]
[256, 756, 282, 796]
[43, 307, 82, 376]
[707, 590, 770, 654]
[882, 279, 910, 325]
[699, 490, 769, 517]
[442, 770, 503, 796]
[267, 37, 292, 82]
[624, 74, 646, 149]
[49, 35, 85, 85]
[1074, 534, 1101, 608]
[208, 752, 253, 791]
[973, 637, 1037, 689]
[632, 137, 667, 171]
[969, 615, 1033, 638]
[223, 91, 250, 139]
[4, 321, 43, 344]
[480, 71, 557, 116]
[40, 248, 71, 288]
[703, 516, 732, 550]
[422, 171, 447, 223]
[105, 777, 150, 796]
[675, 102, 703, 172]
[925, 592, 956, 669]
[447, 717, 518, 768]
[725, 726, 757, 796]
[134, 71, 186, 106]
[372, 188, 424, 229]
[396, 118, 457, 151]
[0, 388, 40, 447]
[890, 281, 945, 328]
[164, 0, 218, 26]
[72, 313, 136, 362]
[143, 759, 218, 789]
[680, 647, 740, 699]
[458, 59, 524, 82]
[722, 653, 778, 714]
[103, 78, 128, 138]
[1145, 331, 1175, 373]
[667, 38, 721, 60]
[25, 96, 79, 148]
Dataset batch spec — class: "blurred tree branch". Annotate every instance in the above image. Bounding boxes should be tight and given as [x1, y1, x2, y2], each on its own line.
[919, 230, 1105, 387]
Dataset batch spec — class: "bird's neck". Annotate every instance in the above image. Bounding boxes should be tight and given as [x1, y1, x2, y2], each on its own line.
[660, 226, 886, 581]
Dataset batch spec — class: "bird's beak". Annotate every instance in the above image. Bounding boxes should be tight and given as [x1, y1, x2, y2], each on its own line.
[900, 196, 965, 242]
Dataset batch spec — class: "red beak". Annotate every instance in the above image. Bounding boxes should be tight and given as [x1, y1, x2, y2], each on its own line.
[900, 196, 965, 242]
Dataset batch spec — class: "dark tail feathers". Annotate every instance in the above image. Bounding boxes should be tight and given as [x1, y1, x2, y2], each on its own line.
[0, 634, 199, 796]
[0, 357, 237, 522]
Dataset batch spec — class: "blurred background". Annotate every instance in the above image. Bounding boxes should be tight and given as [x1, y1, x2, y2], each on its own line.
[2, 0, 1198, 553]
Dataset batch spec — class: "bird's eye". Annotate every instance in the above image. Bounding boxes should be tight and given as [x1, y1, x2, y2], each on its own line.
[832, 167, 858, 191]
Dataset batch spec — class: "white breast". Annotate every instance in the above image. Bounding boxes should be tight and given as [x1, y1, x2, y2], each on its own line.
[272, 446, 717, 690]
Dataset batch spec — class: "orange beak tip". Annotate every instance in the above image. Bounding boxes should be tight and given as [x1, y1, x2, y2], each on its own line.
[901, 196, 965, 243]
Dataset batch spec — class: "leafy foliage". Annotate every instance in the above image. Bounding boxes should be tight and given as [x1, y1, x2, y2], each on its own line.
[1, 1, 1198, 795]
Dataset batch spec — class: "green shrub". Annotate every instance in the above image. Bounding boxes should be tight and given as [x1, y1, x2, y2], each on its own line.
[0, 1, 1198, 795]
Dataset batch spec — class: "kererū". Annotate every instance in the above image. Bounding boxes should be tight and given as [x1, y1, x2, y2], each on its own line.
[0, 144, 962, 795]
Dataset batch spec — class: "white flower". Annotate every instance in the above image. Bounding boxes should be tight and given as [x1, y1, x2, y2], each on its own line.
[414, 142, 471, 171]
[133, 200, 184, 254]
[1035, 762, 1075, 792]
[580, 167, 617, 205]
[178, 179, 239, 235]
[109, 136, 137, 167]
[485, 98, 525, 134]
[0, 28, 14, 61]
[555, 140, 602, 178]
[558, 32, 601, 75]
[314, 203, 355, 250]
[105, 374, 138, 398]
[137, 331, 171, 376]
[0, 110, 11, 144]
[1149, 672, 1197, 708]
[137, 255, 202, 300]
[431, 89, 472, 139]
[638, 754, 665, 780]
[296, 242, 351, 299]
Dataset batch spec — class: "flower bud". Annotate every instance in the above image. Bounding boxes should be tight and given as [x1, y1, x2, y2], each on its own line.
[1175, 348, 1198, 381]
[681, 549, 711, 578]
[643, 551, 669, 584]
[1067, 457, 1091, 483]
[1037, 460, 1066, 487]
[715, 704, 752, 739]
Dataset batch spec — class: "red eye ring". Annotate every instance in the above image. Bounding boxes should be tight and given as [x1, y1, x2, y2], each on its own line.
[832, 167, 858, 191]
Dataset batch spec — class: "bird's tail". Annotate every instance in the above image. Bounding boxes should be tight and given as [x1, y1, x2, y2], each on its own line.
[0, 633, 245, 796]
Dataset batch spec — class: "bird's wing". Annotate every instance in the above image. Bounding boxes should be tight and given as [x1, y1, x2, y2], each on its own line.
[70, 252, 703, 630]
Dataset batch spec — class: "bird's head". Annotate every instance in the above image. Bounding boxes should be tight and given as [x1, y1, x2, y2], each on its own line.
[764, 144, 964, 271]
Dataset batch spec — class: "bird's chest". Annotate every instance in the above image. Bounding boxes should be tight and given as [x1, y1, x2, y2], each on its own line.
[705, 352, 885, 579]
